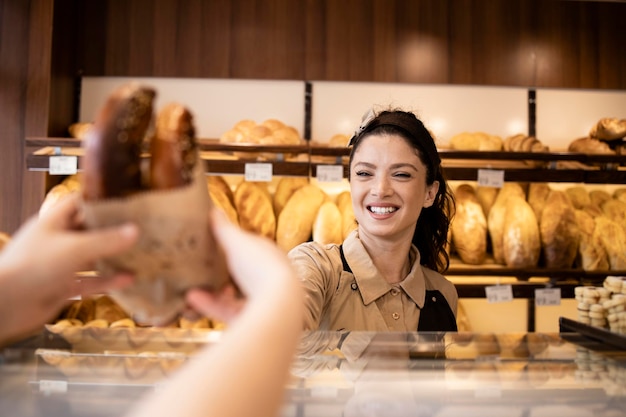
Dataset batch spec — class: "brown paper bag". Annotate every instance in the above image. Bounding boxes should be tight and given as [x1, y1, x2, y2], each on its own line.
[82, 162, 230, 325]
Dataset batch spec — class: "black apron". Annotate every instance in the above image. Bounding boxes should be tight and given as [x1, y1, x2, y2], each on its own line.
[339, 245, 457, 332]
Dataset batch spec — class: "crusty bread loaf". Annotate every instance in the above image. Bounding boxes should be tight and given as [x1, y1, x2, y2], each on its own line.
[614, 188, 626, 204]
[565, 186, 591, 210]
[568, 137, 615, 154]
[312, 201, 343, 246]
[475, 186, 498, 217]
[233, 181, 276, 240]
[209, 188, 239, 225]
[336, 191, 357, 240]
[487, 183, 526, 265]
[575, 209, 610, 270]
[594, 216, 626, 270]
[601, 198, 626, 230]
[503, 196, 541, 268]
[539, 190, 579, 268]
[527, 183, 551, 220]
[207, 176, 234, 205]
[273, 177, 309, 217]
[589, 118, 626, 140]
[451, 184, 487, 265]
[590, 190, 612, 207]
[276, 184, 327, 252]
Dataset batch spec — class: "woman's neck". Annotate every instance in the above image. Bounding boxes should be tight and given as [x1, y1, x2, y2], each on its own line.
[358, 231, 413, 284]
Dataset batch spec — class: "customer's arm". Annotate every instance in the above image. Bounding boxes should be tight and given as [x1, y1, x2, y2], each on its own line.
[0, 194, 138, 344]
[127, 210, 304, 417]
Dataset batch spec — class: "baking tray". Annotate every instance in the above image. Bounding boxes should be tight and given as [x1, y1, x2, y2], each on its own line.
[559, 317, 626, 350]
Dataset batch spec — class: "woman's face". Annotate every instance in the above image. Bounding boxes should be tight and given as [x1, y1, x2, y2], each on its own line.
[350, 134, 439, 242]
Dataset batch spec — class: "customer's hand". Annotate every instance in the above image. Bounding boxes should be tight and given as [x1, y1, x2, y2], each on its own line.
[0, 194, 139, 342]
[185, 209, 293, 323]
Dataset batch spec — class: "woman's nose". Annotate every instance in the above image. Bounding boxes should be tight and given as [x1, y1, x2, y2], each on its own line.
[370, 176, 392, 197]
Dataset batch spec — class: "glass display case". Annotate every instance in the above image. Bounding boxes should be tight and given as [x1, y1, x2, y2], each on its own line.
[1, 325, 625, 417]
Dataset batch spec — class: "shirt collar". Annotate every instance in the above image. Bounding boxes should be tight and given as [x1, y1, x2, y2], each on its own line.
[343, 231, 426, 308]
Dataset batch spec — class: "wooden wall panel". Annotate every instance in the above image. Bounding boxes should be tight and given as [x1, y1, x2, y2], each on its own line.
[75, 0, 626, 89]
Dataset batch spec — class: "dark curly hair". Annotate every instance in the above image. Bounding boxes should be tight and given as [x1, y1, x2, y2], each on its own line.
[348, 109, 455, 272]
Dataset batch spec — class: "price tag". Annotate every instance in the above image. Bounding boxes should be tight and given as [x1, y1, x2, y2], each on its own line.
[477, 169, 504, 188]
[535, 288, 561, 306]
[316, 165, 344, 182]
[485, 284, 513, 303]
[49, 155, 78, 175]
[244, 163, 272, 182]
[39, 379, 68, 394]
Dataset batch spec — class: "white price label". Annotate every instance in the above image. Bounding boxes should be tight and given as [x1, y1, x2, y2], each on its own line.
[485, 284, 513, 303]
[39, 379, 68, 394]
[477, 169, 504, 188]
[316, 165, 344, 182]
[535, 288, 561, 306]
[244, 163, 273, 182]
[49, 155, 78, 175]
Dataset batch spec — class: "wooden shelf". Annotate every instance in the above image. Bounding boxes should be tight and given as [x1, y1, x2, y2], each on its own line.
[25, 137, 626, 184]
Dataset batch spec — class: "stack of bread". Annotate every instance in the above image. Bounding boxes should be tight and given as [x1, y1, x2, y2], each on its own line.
[574, 276, 626, 334]
[567, 117, 626, 159]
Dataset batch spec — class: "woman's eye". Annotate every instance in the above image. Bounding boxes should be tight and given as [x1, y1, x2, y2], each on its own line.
[393, 172, 411, 178]
[355, 171, 371, 177]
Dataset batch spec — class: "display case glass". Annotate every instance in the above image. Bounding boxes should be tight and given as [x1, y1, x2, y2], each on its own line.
[1, 328, 625, 417]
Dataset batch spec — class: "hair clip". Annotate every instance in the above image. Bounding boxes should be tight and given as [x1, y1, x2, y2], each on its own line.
[348, 108, 376, 147]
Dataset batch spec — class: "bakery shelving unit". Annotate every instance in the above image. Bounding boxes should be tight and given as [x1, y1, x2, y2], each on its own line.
[25, 137, 626, 330]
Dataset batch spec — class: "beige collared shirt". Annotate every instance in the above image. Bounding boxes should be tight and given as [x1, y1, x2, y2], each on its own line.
[288, 230, 458, 331]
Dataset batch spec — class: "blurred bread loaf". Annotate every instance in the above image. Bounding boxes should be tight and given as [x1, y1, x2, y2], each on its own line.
[276, 184, 327, 252]
[589, 118, 626, 140]
[568, 137, 615, 154]
[451, 184, 487, 265]
[449, 132, 502, 151]
[539, 190, 579, 268]
[502, 196, 540, 268]
[565, 186, 591, 210]
[575, 209, 609, 270]
[233, 181, 276, 240]
[336, 191, 357, 239]
[312, 201, 343, 246]
[487, 183, 526, 265]
[594, 216, 626, 270]
[273, 177, 309, 217]
[475, 186, 498, 217]
[527, 183, 551, 220]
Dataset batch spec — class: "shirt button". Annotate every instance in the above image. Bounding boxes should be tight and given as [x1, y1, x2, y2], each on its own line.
[390, 288, 400, 296]
[392, 312, 400, 320]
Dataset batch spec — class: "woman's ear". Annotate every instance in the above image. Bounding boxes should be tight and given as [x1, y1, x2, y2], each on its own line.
[423, 181, 440, 208]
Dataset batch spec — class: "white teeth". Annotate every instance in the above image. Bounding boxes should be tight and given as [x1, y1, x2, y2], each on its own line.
[369, 206, 397, 214]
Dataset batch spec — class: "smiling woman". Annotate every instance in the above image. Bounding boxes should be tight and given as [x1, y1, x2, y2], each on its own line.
[288, 109, 458, 333]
